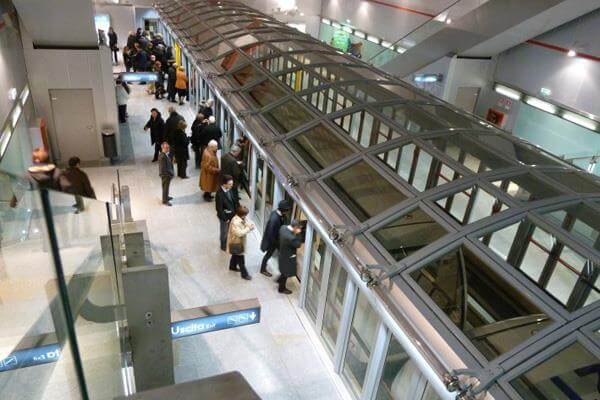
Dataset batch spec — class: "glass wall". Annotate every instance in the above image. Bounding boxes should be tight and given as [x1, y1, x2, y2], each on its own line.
[305, 232, 327, 322]
[343, 291, 380, 394]
[321, 259, 348, 354]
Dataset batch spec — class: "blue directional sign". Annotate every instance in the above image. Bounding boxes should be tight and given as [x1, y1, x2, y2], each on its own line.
[171, 307, 261, 339]
[0, 343, 61, 372]
[119, 72, 159, 83]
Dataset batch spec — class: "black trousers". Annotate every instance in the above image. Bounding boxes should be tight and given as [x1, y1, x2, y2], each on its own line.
[177, 88, 187, 103]
[155, 83, 164, 99]
[193, 148, 201, 169]
[112, 48, 118, 63]
[277, 275, 289, 291]
[153, 143, 161, 161]
[229, 254, 249, 278]
[161, 176, 172, 203]
[168, 86, 176, 102]
[118, 105, 127, 123]
[177, 158, 187, 178]
[260, 246, 276, 273]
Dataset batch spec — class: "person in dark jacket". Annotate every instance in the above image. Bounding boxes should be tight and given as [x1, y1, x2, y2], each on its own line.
[164, 107, 184, 146]
[199, 98, 214, 118]
[172, 120, 190, 179]
[27, 148, 62, 191]
[203, 116, 222, 149]
[60, 157, 96, 213]
[220, 144, 243, 197]
[123, 46, 132, 72]
[167, 63, 177, 102]
[126, 31, 136, 49]
[144, 108, 165, 162]
[259, 200, 291, 277]
[158, 142, 174, 206]
[190, 112, 206, 169]
[108, 27, 118, 64]
[277, 220, 303, 294]
[215, 175, 239, 251]
[154, 61, 165, 99]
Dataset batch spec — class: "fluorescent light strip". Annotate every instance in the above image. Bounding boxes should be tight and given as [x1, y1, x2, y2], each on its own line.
[494, 84, 521, 101]
[342, 26, 353, 33]
[321, 18, 331, 25]
[395, 46, 406, 54]
[331, 21, 341, 28]
[367, 35, 379, 44]
[562, 111, 598, 131]
[354, 30, 365, 39]
[525, 96, 558, 114]
[381, 41, 393, 48]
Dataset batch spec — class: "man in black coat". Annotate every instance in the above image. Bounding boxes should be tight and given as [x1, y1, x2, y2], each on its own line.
[277, 220, 303, 294]
[259, 200, 292, 277]
[165, 107, 184, 146]
[167, 63, 177, 102]
[60, 157, 96, 213]
[203, 116, 222, 149]
[172, 120, 190, 179]
[215, 175, 239, 251]
[220, 144, 243, 194]
[144, 108, 165, 162]
[158, 142, 174, 206]
[199, 98, 214, 118]
[190, 112, 207, 169]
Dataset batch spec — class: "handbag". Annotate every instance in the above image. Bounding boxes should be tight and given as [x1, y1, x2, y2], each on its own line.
[229, 242, 244, 255]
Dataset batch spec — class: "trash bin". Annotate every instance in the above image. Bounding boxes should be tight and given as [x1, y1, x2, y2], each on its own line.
[102, 130, 118, 163]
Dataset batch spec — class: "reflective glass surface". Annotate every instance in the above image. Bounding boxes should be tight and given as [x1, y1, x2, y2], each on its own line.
[419, 105, 481, 130]
[231, 64, 264, 86]
[288, 124, 354, 170]
[411, 246, 552, 360]
[343, 291, 380, 394]
[305, 233, 327, 322]
[334, 110, 402, 147]
[321, 259, 348, 353]
[543, 203, 600, 251]
[245, 79, 288, 107]
[436, 186, 508, 225]
[493, 174, 563, 202]
[262, 99, 314, 134]
[511, 341, 599, 400]
[429, 134, 512, 172]
[325, 161, 408, 222]
[380, 105, 447, 133]
[474, 135, 570, 167]
[546, 171, 600, 193]
[372, 207, 448, 261]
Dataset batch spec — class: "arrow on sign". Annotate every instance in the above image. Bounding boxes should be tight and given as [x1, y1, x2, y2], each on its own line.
[249, 312, 257, 321]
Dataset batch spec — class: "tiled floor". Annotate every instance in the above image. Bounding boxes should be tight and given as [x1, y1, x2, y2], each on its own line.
[82, 85, 345, 399]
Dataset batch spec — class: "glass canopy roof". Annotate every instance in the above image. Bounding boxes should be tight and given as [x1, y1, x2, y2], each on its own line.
[157, 1, 600, 398]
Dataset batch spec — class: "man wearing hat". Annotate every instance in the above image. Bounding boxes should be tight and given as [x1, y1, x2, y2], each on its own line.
[259, 200, 292, 277]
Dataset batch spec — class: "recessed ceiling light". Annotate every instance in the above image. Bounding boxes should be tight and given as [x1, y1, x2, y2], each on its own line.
[567, 49, 577, 57]
[346, 19, 351, 23]
[446, 18, 452, 24]
[494, 84, 522, 101]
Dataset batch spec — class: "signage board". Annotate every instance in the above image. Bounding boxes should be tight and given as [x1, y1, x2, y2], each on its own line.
[0, 343, 61, 372]
[119, 72, 159, 83]
[171, 306, 261, 339]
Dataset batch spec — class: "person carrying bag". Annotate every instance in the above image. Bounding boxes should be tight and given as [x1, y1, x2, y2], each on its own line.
[227, 206, 255, 280]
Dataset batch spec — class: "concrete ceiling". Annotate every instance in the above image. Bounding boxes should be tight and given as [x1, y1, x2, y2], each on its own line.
[13, 0, 98, 47]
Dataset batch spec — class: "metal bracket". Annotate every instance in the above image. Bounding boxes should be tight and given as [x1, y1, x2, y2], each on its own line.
[328, 225, 354, 246]
[238, 109, 258, 120]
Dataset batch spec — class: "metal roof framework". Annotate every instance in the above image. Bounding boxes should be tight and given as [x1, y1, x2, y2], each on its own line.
[156, 1, 600, 398]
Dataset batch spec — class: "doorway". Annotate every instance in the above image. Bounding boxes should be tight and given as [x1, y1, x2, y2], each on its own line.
[49, 89, 99, 163]
[144, 18, 159, 33]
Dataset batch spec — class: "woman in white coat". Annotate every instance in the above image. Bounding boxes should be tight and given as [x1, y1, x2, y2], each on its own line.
[227, 205, 255, 280]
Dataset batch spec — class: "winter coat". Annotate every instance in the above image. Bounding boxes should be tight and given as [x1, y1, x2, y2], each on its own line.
[60, 167, 96, 198]
[27, 164, 62, 191]
[220, 152, 243, 185]
[159, 152, 174, 177]
[144, 114, 165, 145]
[165, 111, 184, 145]
[199, 104, 213, 118]
[172, 128, 190, 161]
[175, 70, 188, 90]
[260, 210, 284, 252]
[278, 226, 303, 277]
[203, 124, 223, 149]
[116, 84, 129, 106]
[127, 34, 136, 49]
[215, 187, 238, 222]
[227, 215, 254, 255]
[199, 147, 219, 192]
[108, 31, 118, 48]
[190, 119, 207, 150]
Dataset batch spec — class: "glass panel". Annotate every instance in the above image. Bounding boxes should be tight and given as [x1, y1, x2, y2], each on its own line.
[378, 143, 462, 192]
[545, 171, 600, 194]
[305, 233, 327, 322]
[231, 64, 264, 86]
[542, 203, 600, 251]
[372, 207, 448, 262]
[379, 83, 430, 102]
[511, 341, 599, 400]
[376, 336, 441, 400]
[484, 219, 599, 311]
[321, 259, 348, 354]
[325, 161, 408, 222]
[254, 157, 265, 226]
[474, 134, 571, 167]
[288, 124, 355, 170]
[493, 174, 563, 202]
[429, 134, 512, 172]
[410, 246, 552, 360]
[343, 291, 380, 394]
[334, 110, 402, 147]
[245, 79, 288, 108]
[419, 105, 481, 130]
[262, 99, 314, 134]
[380, 105, 447, 133]
[202, 40, 233, 59]
[436, 186, 508, 225]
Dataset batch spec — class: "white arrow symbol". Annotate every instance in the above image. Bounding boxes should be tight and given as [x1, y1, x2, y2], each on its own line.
[249, 312, 256, 321]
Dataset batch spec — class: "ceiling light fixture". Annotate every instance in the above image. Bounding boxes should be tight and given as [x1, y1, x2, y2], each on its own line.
[367, 35, 379, 44]
[494, 84, 522, 101]
[446, 18, 452, 24]
[567, 49, 577, 57]
[354, 30, 366, 39]
[525, 96, 558, 114]
[562, 111, 598, 131]
[321, 18, 331, 25]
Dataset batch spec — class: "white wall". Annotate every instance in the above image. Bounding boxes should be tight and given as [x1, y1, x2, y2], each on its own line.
[493, 8, 600, 116]
[134, 7, 159, 32]
[94, 3, 136, 49]
[442, 57, 493, 105]
[245, 0, 323, 38]
[21, 24, 119, 163]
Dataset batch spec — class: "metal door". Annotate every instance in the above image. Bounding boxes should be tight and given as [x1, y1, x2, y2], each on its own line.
[49, 89, 99, 163]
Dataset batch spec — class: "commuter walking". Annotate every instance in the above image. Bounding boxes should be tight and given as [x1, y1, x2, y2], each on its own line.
[200, 140, 220, 201]
[116, 79, 129, 124]
[165, 106, 184, 146]
[27, 148, 62, 191]
[277, 220, 303, 294]
[167, 63, 177, 103]
[143, 108, 165, 162]
[227, 206, 255, 280]
[108, 27, 118, 64]
[215, 175, 239, 251]
[172, 120, 190, 179]
[175, 66, 188, 105]
[260, 200, 292, 277]
[203, 116, 222, 149]
[60, 157, 96, 213]
[158, 142, 174, 206]
[190, 113, 207, 169]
